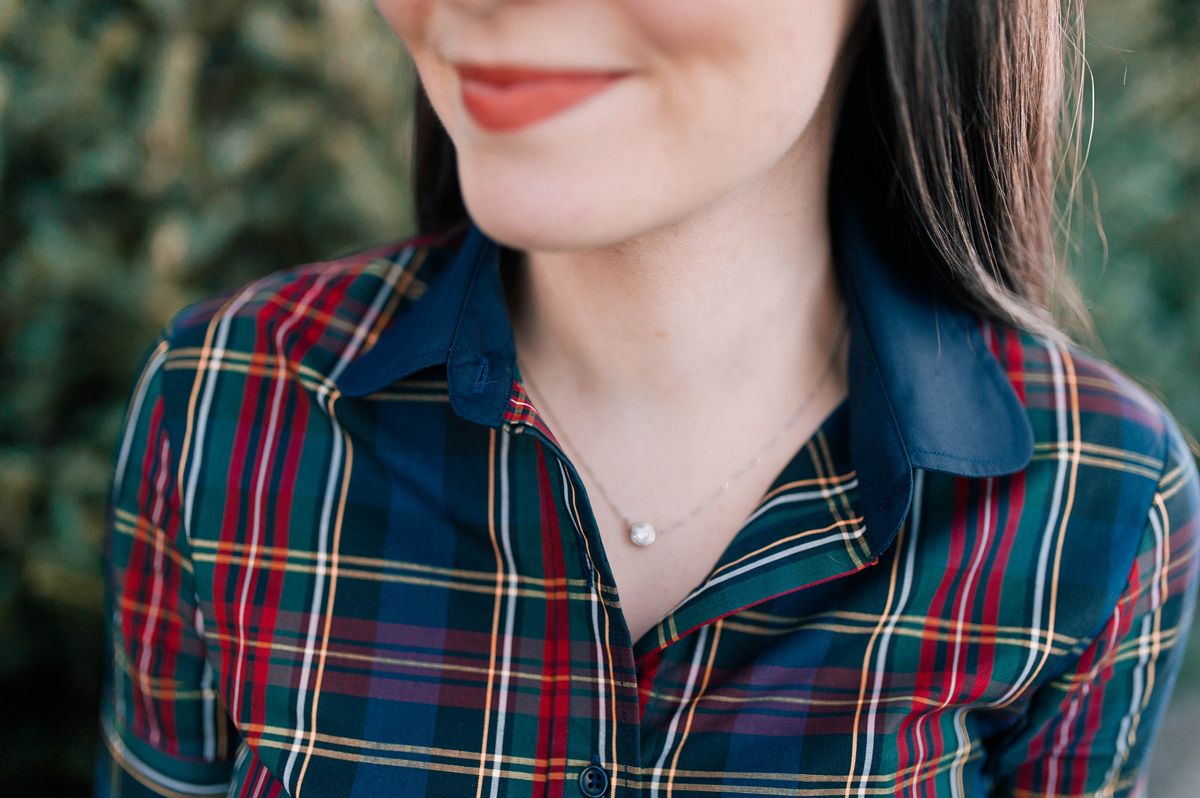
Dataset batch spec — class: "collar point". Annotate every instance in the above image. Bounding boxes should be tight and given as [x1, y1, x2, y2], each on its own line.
[907, 417, 1035, 479]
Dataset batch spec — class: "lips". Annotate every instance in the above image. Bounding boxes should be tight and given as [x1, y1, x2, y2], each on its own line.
[456, 64, 630, 132]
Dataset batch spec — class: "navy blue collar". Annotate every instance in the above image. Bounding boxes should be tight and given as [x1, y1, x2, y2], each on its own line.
[337, 192, 1034, 554]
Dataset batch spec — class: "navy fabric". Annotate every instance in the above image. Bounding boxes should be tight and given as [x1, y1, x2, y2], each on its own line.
[336, 198, 1035, 551]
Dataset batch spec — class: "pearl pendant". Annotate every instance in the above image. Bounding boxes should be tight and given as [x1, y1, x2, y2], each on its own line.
[629, 523, 657, 547]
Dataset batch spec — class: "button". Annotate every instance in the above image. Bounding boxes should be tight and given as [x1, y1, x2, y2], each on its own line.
[578, 764, 609, 797]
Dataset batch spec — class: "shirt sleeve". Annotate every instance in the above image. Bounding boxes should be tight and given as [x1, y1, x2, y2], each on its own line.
[95, 336, 240, 797]
[989, 418, 1200, 798]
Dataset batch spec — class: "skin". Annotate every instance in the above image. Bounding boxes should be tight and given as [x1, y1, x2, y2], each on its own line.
[377, 0, 865, 642]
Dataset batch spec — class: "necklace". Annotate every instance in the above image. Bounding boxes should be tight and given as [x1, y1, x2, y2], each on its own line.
[520, 316, 847, 548]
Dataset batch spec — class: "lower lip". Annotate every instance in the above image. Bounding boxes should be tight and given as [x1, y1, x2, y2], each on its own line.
[457, 66, 629, 132]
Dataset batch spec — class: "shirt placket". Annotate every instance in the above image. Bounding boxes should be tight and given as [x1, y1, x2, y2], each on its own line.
[504, 420, 645, 797]
[504, 402, 872, 798]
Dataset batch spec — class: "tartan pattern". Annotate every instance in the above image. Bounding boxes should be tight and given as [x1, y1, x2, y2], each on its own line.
[96, 237, 1200, 798]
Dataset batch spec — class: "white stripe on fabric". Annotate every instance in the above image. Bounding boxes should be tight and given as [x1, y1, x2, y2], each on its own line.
[249, 766, 270, 798]
[201, 657, 216, 762]
[680, 523, 866, 607]
[947, 476, 995, 798]
[1046, 651, 1095, 792]
[233, 271, 337, 717]
[227, 742, 251, 798]
[558, 462, 609, 767]
[321, 250, 414, 399]
[138, 437, 173, 748]
[113, 345, 168, 502]
[281, 382, 343, 790]
[1099, 501, 1166, 796]
[281, 259, 408, 790]
[487, 431, 520, 798]
[994, 340, 1070, 706]
[855, 469, 924, 798]
[194, 604, 218, 762]
[649, 624, 711, 798]
[183, 284, 259, 541]
[101, 714, 230, 796]
[912, 340, 1069, 791]
[743, 479, 858, 526]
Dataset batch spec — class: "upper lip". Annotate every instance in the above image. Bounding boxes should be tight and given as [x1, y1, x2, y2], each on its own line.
[455, 63, 632, 86]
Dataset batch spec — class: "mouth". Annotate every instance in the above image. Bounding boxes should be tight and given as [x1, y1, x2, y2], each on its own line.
[455, 64, 631, 132]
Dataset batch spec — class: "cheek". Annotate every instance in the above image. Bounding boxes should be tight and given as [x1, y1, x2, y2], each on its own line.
[613, 0, 741, 51]
[373, 0, 429, 36]
[617, 0, 852, 123]
[373, 1, 458, 126]
[373, 0, 439, 70]
[616, 0, 848, 63]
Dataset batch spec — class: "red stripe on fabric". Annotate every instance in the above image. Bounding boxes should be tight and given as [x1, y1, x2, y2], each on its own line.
[1019, 557, 1140, 795]
[249, 373, 312, 737]
[637, 648, 664, 721]
[228, 278, 283, 730]
[156, 435, 185, 753]
[957, 478, 1002, 706]
[643, 560, 879, 658]
[125, 398, 185, 751]
[977, 472, 1025, 691]
[248, 273, 349, 733]
[930, 478, 978, 782]
[1002, 327, 1028, 406]
[534, 447, 571, 797]
[1060, 640, 1102, 795]
[239, 752, 284, 798]
[1069, 559, 1141, 793]
[214, 270, 357, 734]
[505, 381, 560, 445]
[212, 307, 261, 712]
[899, 477, 971, 797]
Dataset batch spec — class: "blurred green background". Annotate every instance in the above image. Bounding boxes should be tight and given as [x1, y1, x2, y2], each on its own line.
[0, 0, 1196, 793]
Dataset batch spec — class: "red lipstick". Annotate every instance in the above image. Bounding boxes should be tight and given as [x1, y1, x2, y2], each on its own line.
[457, 65, 629, 132]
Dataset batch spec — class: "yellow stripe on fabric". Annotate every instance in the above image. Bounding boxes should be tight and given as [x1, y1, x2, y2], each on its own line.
[844, 519, 905, 798]
[813, 429, 869, 565]
[474, 429, 505, 798]
[1029, 452, 1159, 482]
[189, 551, 589, 601]
[666, 620, 723, 797]
[1019, 372, 1162, 416]
[186, 534, 586, 592]
[993, 343, 1082, 713]
[1032, 440, 1163, 470]
[756, 468, 859, 504]
[729, 608, 1078, 645]
[361, 248, 425, 354]
[704, 517, 863, 583]
[295, 395, 353, 797]
[717, 619, 1073, 652]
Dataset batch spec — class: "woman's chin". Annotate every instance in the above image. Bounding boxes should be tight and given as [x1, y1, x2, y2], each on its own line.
[461, 185, 649, 253]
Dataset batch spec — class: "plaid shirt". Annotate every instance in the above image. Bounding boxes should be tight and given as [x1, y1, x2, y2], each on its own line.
[97, 194, 1199, 798]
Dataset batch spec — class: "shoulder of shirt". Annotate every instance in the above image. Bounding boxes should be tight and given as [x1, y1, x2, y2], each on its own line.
[1003, 324, 1196, 512]
[157, 229, 463, 386]
[998, 326, 1199, 648]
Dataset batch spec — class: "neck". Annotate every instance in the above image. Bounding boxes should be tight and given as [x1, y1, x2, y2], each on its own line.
[508, 125, 844, 415]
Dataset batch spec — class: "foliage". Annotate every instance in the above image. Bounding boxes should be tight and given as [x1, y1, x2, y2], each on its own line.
[0, 0, 1196, 792]
[1072, 0, 1200, 705]
[0, 0, 413, 789]
[1076, 0, 1200, 429]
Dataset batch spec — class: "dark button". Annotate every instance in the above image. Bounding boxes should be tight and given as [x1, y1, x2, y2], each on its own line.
[578, 764, 609, 797]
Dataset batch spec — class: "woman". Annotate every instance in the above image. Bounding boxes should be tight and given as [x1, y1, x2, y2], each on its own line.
[97, 1, 1198, 796]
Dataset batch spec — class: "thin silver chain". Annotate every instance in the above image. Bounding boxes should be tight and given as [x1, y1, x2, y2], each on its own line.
[520, 314, 847, 538]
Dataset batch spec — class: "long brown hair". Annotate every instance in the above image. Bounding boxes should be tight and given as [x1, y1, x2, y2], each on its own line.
[411, 1, 1089, 337]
